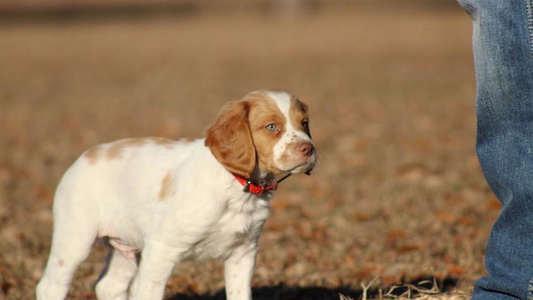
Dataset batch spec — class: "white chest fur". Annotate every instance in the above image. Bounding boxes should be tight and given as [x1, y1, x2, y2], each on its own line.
[180, 194, 271, 262]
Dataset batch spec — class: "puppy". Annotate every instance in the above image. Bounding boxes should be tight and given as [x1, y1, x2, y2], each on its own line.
[36, 90, 317, 300]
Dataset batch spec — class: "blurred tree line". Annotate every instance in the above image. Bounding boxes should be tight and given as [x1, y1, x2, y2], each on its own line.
[0, 0, 460, 25]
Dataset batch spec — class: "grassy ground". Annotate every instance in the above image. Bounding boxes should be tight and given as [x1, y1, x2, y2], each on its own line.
[0, 2, 495, 299]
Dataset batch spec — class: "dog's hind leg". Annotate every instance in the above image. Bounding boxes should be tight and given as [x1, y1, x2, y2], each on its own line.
[36, 177, 100, 300]
[95, 247, 138, 300]
[36, 223, 97, 300]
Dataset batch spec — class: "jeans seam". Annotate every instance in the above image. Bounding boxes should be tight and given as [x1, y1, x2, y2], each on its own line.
[526, 0, 533, 58]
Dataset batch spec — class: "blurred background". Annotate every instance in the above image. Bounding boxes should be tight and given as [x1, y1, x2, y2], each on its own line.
[0, 0, 495, 299]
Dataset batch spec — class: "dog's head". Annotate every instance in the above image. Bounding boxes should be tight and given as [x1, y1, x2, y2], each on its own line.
[205, 90, 317, 180]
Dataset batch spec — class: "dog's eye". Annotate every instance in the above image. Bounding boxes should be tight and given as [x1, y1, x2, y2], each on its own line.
[265, 124, 277, 131]
[301, 119, 311, 138]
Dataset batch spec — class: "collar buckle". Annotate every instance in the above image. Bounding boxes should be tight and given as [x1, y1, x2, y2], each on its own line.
[234, 174, 278, 195]
[242, 181, 253, 193]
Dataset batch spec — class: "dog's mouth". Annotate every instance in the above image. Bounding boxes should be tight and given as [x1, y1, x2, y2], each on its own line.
[282, 159, 316, 176]
[270, 148, 318, 178]
[304, 165, 314, 175]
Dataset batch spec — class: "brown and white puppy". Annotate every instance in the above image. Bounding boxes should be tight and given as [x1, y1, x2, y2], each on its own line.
[36, 90, 317, 300]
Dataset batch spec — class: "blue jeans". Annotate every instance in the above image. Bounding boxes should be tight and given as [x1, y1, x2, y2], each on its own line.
[456, 0, 533, 299]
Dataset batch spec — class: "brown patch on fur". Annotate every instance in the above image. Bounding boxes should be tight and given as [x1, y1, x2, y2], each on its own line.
[178, 137, 195, 143]
[159, 170, 175, 200]
[106, 138, 146, 160]
[149, 137, 177, 146]
[246, 92, 287, 174]
[106, 137, 175, 160]
[289, 95, 310, 137]
[205, 100, 257, 178]
[84, 145, 103, 165]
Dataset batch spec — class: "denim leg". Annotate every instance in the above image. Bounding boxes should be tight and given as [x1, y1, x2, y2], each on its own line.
[456, 0, 533, 299]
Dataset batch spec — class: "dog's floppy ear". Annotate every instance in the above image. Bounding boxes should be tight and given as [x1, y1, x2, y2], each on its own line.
[205, 100, 256, 178]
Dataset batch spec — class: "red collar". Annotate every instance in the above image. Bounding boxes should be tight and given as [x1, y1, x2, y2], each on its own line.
[232, 173, 278, 195]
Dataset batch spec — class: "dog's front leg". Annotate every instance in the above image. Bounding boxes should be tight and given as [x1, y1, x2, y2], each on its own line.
[224, 244, 258, 300]
[129, 241, 178, 300]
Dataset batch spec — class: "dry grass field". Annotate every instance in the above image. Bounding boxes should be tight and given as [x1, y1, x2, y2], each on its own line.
[0, 1, 495, 299]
